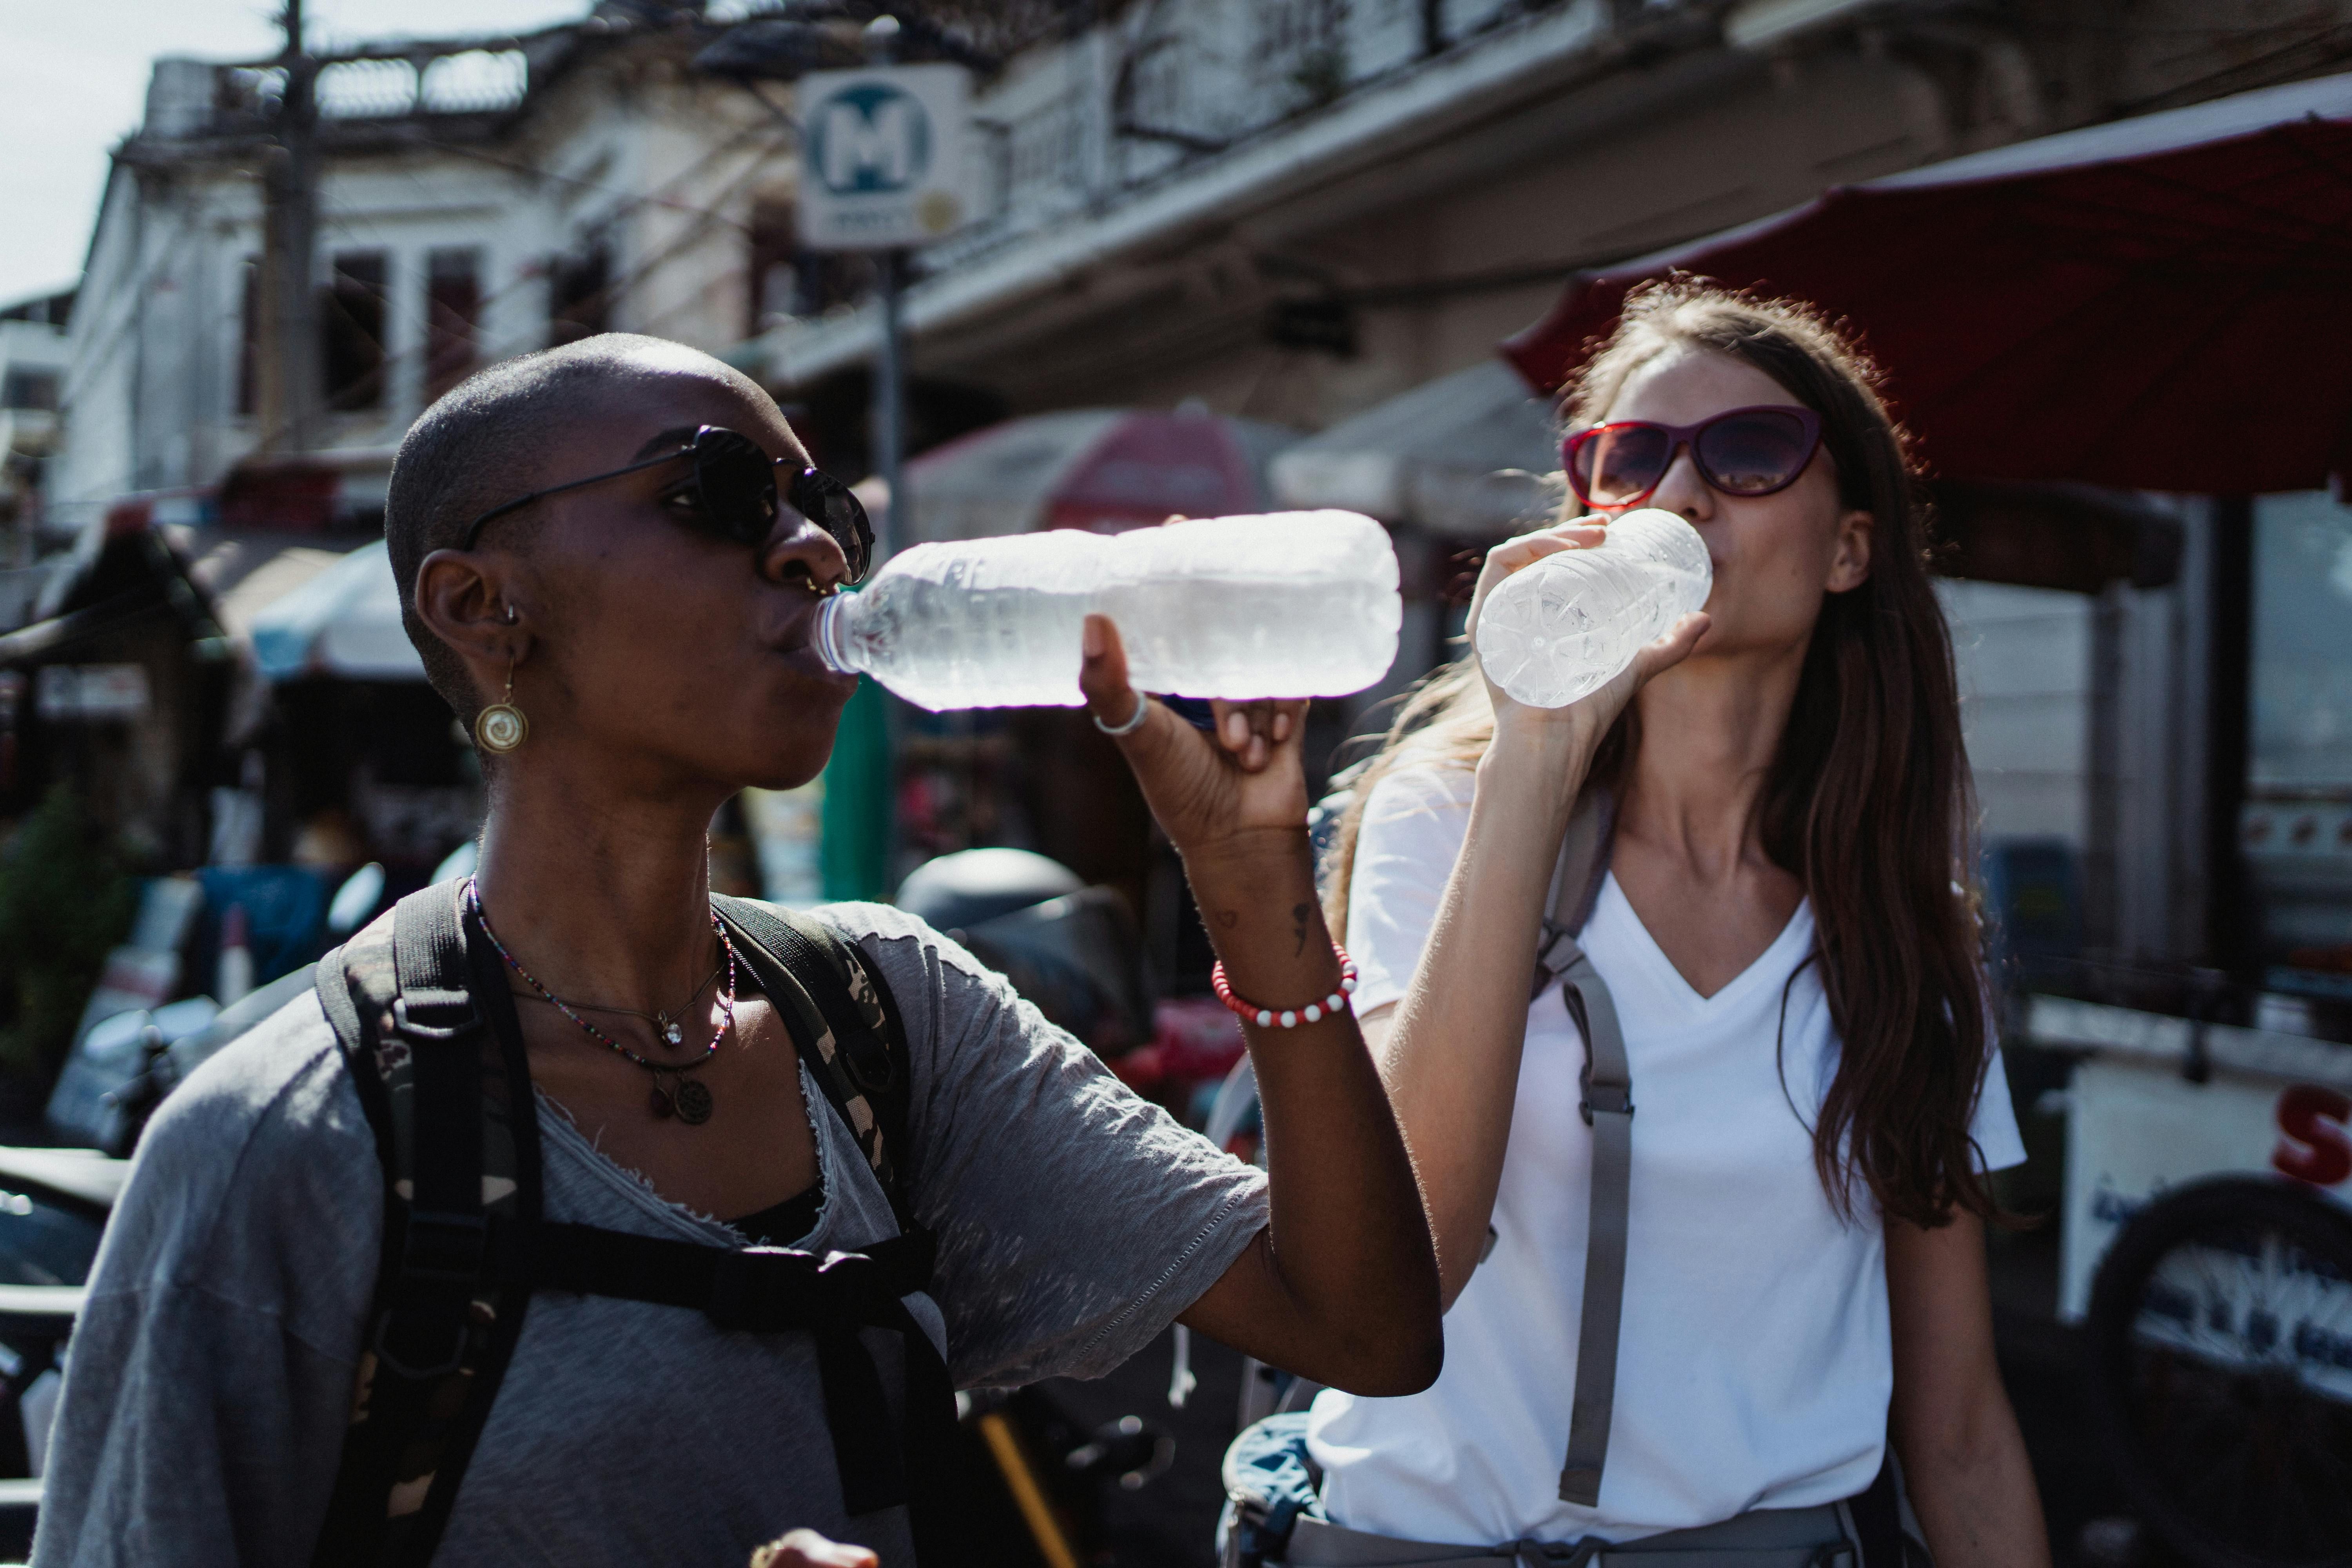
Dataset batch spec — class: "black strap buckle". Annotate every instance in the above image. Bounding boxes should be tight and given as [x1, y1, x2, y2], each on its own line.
[374, 1210, 487, 1379]
[398, 1207, 488, 1287]
[373, 1303, 470, 1380]
[390, 989, 479, 1042]
[709, 1246, 824, 1332]
[838, 1029, 901, 1097]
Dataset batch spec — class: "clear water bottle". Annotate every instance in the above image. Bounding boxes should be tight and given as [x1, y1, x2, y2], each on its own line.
[1472, 508, 1712, 709]
[815, 511, 1401, 711]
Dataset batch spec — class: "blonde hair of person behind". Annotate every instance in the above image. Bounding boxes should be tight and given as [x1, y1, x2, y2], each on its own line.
[1327, 279, 1998, 1229]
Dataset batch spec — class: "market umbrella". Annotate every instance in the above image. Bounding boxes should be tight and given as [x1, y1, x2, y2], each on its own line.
[1269, 359, 1563, 539]
[1501, 71, 2352, 494]
[246, 539, 426, 681]
[902, 406, 1298, 544]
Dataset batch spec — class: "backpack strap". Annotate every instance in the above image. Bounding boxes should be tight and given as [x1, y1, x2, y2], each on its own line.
[557, 897, 959, 1557]
[710, 895, 920, 1239]
[311, 886, 955, 1563]
[1525, 786, 1633, 1510]
[310, 882, 541, 1568]
[1530, 784, 1616, 1001]
[524, 1221, 956, 1529]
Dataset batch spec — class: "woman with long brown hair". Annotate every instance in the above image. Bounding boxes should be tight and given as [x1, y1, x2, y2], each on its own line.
[1287, 283, 2047, 1565]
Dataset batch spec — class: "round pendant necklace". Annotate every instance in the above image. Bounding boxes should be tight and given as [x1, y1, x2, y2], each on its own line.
[464, 878, 738, 1126]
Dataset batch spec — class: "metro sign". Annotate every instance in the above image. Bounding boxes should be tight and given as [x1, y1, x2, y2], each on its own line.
[811, 84, 930, 192]
[797, 65, 971, 250]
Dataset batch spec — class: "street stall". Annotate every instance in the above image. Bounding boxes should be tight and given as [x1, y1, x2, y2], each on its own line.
[0, 494, 236, 867]
[1496, 69, 2352, 1566]
[240, 538, 481, 892]
[0, 459, 408, 1126]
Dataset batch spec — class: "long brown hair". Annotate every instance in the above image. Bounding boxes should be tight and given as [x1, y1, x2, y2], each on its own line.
[1329, 280, 1996, 1229]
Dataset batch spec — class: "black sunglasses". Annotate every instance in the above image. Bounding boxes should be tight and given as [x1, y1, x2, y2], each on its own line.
[461, 424, 873, 584]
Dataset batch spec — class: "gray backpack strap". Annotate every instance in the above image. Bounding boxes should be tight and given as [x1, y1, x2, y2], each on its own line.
[1553, 940, 1632, 1508]
[1531, 786, 1615, 1000]
[1529, 785, 1632, 1509]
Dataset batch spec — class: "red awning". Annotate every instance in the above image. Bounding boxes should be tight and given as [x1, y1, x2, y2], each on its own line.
[1501, 73, 2352, 494]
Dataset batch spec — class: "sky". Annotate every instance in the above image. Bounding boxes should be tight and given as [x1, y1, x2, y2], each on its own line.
[0, 0, 593, 306]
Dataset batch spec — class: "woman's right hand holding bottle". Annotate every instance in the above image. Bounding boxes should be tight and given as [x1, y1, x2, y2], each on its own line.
[1463, 517, 1709, 794]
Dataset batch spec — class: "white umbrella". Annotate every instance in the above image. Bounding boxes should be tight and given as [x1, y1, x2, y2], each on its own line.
[247, 539, 426, 681]
[1269, 359, 1563, 539]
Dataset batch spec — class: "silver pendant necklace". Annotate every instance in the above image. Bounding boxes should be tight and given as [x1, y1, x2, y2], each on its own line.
[465, 878, 738, 1126]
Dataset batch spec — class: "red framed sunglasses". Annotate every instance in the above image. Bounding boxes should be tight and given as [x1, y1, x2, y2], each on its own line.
[1563, 405, 1823, 510]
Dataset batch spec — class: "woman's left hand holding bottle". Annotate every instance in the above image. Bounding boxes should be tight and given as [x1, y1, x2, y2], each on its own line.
[1078, 612, 1320, 1007]
[1078, 614, 1309, 868]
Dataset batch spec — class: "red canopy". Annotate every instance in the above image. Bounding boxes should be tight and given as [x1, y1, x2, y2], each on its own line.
[1501, 73, 2352, 494]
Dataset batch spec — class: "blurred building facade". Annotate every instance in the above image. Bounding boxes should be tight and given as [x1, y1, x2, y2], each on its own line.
[756, 0, 2352, 980]
[0, 291, 70, 579]
[761, 0, 2352, 426]
[44, 11, 786, 536]
[21, 0, 2352, 987]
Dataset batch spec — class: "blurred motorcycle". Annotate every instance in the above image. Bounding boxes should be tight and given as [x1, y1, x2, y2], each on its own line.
[895, 849, 1180, 1566]
[894, 848, 1156, 1057]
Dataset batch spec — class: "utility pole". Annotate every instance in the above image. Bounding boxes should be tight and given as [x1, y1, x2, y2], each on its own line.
[256, 0, 321, 456]
[867, 14, 908, 559]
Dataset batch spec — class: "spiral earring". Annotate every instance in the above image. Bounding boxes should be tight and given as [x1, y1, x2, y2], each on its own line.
[474, 613, 529, 754]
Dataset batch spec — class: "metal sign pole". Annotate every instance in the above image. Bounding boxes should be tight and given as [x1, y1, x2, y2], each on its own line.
[873, 247, 907, 559]
[789, 16, 971, 898]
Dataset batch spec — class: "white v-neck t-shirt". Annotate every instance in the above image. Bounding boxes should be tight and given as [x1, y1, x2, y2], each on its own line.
[1308, 765, 2025, 1547]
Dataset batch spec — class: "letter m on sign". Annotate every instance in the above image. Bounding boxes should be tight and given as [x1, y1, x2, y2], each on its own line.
[817, 85, 928, 194]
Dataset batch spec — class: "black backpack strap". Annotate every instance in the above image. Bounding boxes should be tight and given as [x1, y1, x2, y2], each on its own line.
[711, 895, 920, 1238]
[310, 881, 541, 1568]
[527, 1221, 953, 1522]
[312, 886, 949, 1561]
[542, 897, 960, 1556]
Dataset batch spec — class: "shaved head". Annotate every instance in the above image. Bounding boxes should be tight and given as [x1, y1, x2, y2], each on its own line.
[385, 334, 783, 725]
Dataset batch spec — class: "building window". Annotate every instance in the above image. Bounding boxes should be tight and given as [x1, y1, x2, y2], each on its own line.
[1, 368, 59, 412]
[748, 201, 797, 334]
[321, 250, 390, 411]
[1009, 98, 1084, 201]
[2247, 492, 2352, 976]
[549, 243, 610, 346]
[425, 247, 483, 401]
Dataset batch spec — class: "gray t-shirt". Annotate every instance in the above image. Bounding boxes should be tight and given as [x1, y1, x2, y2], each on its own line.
[32, 902, 1268, 1568]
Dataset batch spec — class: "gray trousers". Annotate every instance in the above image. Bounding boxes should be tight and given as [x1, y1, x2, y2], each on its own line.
[1278, 1501, 1871, 1568]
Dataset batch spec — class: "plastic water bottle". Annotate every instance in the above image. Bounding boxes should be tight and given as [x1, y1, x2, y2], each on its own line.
[1472, 508, 1711, 708]
[815, 511, 1401, 711]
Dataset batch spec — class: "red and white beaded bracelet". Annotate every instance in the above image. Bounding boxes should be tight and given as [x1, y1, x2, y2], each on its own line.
[1210, 944, 1359, 1029]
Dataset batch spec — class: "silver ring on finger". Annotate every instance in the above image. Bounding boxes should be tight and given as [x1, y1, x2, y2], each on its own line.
[1093, 695, 1150, 737]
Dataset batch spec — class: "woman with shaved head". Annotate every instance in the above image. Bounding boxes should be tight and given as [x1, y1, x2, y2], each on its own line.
[34, 336, 1439, 1568]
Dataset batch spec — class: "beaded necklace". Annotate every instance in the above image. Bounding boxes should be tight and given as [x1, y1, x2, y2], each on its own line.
[464, 878, 738, 1125]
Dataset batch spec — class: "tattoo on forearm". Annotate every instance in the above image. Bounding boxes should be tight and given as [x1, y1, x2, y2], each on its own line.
[1292, 902, 1311, 956]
